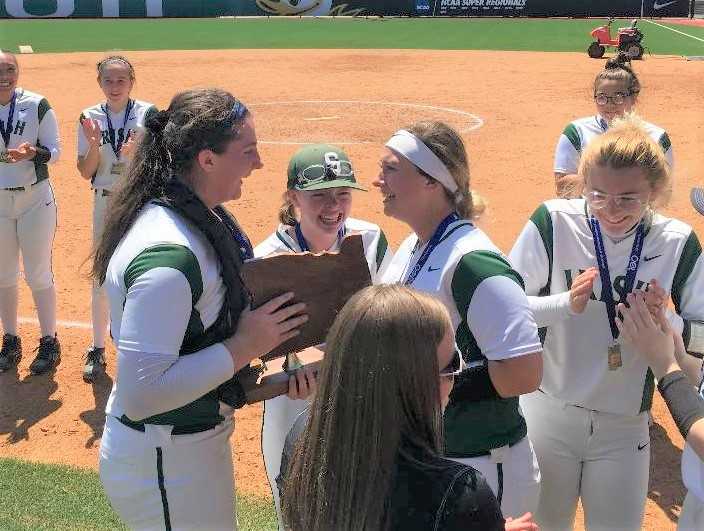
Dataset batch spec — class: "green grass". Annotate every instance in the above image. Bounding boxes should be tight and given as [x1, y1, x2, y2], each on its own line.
[0, 17, 703, 55]
[0, 458, 277, 531]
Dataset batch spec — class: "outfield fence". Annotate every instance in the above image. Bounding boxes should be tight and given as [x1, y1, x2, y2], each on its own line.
[0, 0, 691, 19]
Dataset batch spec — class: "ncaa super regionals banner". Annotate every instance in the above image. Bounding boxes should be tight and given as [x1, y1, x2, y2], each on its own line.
[0, 0, 689, 17]
[429, 0, 689, 17]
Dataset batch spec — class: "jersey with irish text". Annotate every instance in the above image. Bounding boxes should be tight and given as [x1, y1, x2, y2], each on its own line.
[510, 198, 704, 415]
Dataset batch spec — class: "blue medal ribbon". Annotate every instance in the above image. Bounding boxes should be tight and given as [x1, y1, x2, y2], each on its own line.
[0, 89, 17, 149]
[102, 99, 134, 159]
[404, 212, 461, 286]
[294, 222, 346, 253]
[232, 228, 254, 261]
[587, 216, 645, 340]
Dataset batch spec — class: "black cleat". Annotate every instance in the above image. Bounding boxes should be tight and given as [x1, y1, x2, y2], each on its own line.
[83, 346, 106, 383]
[0, 333, 22, 372]
[29, 335, 61, 375]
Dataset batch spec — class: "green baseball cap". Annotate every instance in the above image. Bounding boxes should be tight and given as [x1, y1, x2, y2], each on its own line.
[287, 144, 367, 192]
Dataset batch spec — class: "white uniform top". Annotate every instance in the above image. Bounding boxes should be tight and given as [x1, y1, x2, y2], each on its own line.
[0, 88, 61, 188]
[510, 199, 704, 416]
[554, 115, 674, 175]
[77, 99, 155, 190]
[382, 220, 541, 456]
[683, 369, 704, 502]
[255, 217, 392, 283]
[104, 203, 235, 423]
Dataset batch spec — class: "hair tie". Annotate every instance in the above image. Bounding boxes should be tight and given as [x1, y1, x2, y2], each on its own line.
[145, 110, 170, 135]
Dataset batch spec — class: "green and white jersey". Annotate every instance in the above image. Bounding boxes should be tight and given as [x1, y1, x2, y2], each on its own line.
[554, 115, 673, 175]
[77, 99, 156, 190]
[104, 203, 235, 425]
[382, 220, 541, 457]
[255, 217, 392, 283]
[0, 88, 60, 188]
[510, 199, 704, 416]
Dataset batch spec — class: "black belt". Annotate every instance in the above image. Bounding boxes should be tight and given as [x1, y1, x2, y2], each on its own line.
[94, 189, 112, 197]
[2, 183, 37, 192]
[116, 415, 219, 435]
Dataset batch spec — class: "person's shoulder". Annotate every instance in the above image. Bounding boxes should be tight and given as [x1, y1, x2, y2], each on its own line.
[345, 217, 382, 234]
[254, 226, 294, 257]
[650, 212, 695, 241]
[133, 100, 157, 117]
[16, 88, 45, 105]
[80, 102, 105, 118]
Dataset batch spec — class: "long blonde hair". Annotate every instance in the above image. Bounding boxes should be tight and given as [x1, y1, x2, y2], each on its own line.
[282, 285, 451, 531]
[577, 113, 671, 209]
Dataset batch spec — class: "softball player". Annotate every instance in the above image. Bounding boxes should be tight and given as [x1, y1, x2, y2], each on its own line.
[376, 121, 543, 519]
[0, 51, 62, 375]
[617, 294, 704, 531]
[77, 56, 156, 383]
[510, 116, 704, 530]
[255, 143, 392, 529]
[95, 89, 308, 530]
[554, 52, 673, 198]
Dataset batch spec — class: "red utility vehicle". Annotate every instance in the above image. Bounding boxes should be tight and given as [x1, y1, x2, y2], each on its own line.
[588, 18, 645, 60]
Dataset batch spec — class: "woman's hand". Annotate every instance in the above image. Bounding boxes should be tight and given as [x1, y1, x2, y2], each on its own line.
[616, 293, 679, 379]
[288, 366, 317, 401]
[505, 512, 539, 531]
[642, 278, 668, 319]
[120, 130, 139, 159]
[225, 292, 308, 370]
[569, 267, 598, 314]
[81, 118, 102, 149]
[5, 142, 37, 162]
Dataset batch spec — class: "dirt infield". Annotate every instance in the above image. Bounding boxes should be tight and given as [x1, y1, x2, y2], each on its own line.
[0, 49, 702, 529]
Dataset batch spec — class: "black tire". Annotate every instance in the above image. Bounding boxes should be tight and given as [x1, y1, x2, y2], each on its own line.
[626, 43, 644, 60]
[588, 42, 606, 59]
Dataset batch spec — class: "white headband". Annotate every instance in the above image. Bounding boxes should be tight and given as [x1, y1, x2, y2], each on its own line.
[385, 129, 458, 195]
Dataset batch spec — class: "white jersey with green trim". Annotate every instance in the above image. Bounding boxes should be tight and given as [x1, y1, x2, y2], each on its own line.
[382, 220, 540, 363]
[382, 220, 541, 456]
[510, 198, 704, 416]
[254, 217, 392, 283]
[554, 115, 674, 175]
[104, 202, 234, 422]
[0, 88, 60, 188]
[77, 99, 155, 190]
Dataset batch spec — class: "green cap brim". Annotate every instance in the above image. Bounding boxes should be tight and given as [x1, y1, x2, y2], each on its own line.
[292, 179, 367, 192]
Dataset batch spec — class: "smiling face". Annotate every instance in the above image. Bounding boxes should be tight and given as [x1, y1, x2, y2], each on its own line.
[594, 78, 636, 124]
[290, 187, 352, 237]
[205, 115, 263, 205]
[585, 164, 651, 237]
[98, 62, 134, 110]
[373, 147, 432, 225]
[0, 53, 19, 104]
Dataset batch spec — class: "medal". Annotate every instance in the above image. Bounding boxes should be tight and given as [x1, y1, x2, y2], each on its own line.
[110, 162, 126, 176]
[0, 151, 8, 163]
[588, 215, 645, 371]
[608, 343, 622, 371]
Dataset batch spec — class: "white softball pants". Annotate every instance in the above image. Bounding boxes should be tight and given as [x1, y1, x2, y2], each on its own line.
[0, 180, 56, 290]
[520, 390, 650, 531]
[450, 435, 541, 519]
[261, 394, 310, 530]
[91, 189, 110, 347]
[99, 415, 237, 531]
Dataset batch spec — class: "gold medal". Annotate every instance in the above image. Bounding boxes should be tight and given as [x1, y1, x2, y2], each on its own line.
[0, 151, 9, 163]
[608, 343, 622, 371]
[110, 162, 126, 176]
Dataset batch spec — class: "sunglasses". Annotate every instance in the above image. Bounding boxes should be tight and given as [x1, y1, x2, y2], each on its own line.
[296, 159, 354, 187]
[440, 345, 465, 380]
